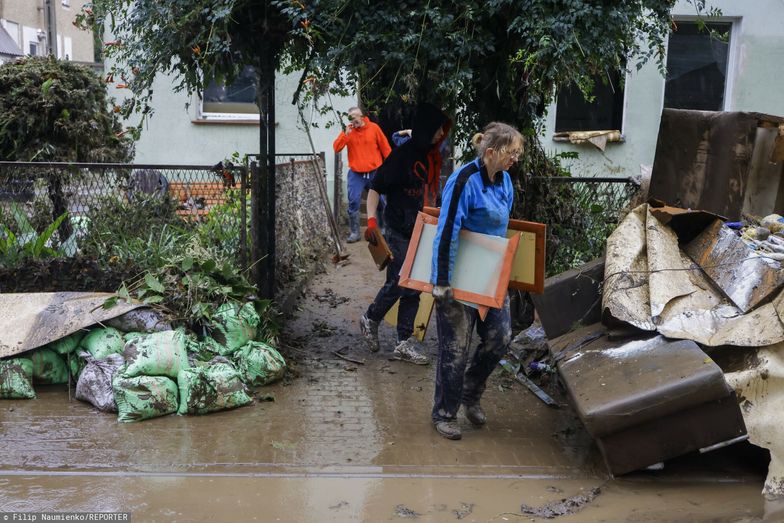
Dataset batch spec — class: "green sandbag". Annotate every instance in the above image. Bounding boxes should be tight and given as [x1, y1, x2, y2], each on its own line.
[177, 360, 253, 415]
[80, 327, 125, 359]
[0, 358, 35, 399]
[113, 375, 178, 422]
[184, 337, 217, 362]
[234, 341, 287, 386]
[46, 331, 87, 355]
[66, 351, 87, 380]
[199, 336, 238, 358]
[29, 348, 69, 384]
[123, 332, 145, 343]
[122, 329, 190, 379]
[207, 302, 260, 355]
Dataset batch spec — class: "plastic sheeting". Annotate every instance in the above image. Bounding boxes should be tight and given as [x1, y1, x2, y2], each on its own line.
[0, 292, 142, 358]
[725, 343, 784, 499]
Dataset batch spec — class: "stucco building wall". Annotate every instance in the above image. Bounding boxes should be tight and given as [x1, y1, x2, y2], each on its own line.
[539, 0, 784, 180]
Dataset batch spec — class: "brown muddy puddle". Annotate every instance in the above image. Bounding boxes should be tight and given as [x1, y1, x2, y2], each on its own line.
[0, 474, 769, 522]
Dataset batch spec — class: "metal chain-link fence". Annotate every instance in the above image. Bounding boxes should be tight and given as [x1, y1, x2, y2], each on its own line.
[523, 176, 640, 276]
[0, 161, 249, 267]
[1, 161, 638, 290]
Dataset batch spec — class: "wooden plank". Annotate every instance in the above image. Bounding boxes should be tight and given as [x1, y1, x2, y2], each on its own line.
[367, 231, 393, 270]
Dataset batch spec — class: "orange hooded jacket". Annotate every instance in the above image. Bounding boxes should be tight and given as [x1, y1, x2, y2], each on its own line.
[333, 117, 391, 173]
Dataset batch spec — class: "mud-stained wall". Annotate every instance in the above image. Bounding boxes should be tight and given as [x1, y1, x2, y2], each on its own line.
[275, 159, 333, 289]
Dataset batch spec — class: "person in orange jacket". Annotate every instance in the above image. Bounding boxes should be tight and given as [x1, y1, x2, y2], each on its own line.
[333, 107, 392, 242]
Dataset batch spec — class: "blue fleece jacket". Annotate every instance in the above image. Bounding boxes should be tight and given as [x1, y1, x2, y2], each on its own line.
[430, 158, 514, 286]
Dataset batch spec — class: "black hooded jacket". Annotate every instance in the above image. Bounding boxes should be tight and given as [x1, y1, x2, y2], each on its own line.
[371, 103, 450, 238]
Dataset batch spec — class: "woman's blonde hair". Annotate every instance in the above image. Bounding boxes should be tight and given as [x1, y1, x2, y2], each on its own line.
[471, 122, 524, 158]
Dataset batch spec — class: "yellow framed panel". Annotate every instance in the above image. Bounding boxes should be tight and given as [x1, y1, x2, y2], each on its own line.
[383, 293, 435, 342]
[423, 207, 546, 294]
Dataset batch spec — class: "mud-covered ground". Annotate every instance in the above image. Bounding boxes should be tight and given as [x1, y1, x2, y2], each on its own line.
[0, 240, 776, 521]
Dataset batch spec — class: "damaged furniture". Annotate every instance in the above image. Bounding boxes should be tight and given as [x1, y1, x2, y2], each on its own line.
[530, 257, 604, 339]
[649, 109, 784, 220]
[532, 253, 749, 476]
[550, 324, 747, 476]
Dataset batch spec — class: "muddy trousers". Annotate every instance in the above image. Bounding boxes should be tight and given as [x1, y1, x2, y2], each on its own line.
[432, 294, 511, 423]
[365, 228, 420, 342]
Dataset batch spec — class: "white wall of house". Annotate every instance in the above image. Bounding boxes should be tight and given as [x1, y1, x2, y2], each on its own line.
[125, 69, 354, 194]
[539, 0, 784, 179]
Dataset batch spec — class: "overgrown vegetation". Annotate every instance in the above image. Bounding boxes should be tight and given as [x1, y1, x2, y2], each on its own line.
[195, 188, 250, 257]
[0, 56, 278, 338]
[0, 56, 132, 242]
[79, 193, 278, 337]
[0, 204, 75, 269]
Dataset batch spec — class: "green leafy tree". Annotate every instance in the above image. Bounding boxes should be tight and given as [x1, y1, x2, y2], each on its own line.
[78, 0, 712, 279]
[0, 56, 132, 239]
[284, 0, 704, 273]
[78, 0, 293, 297]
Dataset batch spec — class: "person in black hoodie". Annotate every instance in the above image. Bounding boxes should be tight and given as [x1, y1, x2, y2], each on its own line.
[359, 102, 450, 365]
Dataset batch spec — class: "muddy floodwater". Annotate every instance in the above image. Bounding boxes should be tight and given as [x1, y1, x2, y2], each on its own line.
[0, 241, 775, 521]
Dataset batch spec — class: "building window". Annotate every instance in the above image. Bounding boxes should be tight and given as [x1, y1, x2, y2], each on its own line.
[201, 66, 259, 120]
[664, 21, 732, 111]
[28, 41, 38, 56]
[4, 21, 20, 47]
[554, 70, 624, 132]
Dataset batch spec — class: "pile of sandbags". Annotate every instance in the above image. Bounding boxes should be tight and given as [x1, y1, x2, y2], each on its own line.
[0, 303, 287, 424]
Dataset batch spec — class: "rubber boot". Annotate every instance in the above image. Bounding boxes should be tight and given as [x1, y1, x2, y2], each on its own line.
[347, 212, 361, 243]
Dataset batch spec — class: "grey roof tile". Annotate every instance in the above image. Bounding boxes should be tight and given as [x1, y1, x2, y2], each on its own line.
[0, 25, 24, 57]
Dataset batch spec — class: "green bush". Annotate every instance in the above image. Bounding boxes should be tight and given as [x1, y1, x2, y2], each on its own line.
[0, 204, 75, 269]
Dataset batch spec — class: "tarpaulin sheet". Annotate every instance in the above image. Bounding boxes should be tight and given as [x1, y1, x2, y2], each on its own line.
[0, 292, 142, 358]
[725, 342, 784, 499]
[602, 204, 784, 347]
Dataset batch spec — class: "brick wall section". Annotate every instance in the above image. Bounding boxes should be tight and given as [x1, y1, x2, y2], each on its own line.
[274, 159, 333, 288]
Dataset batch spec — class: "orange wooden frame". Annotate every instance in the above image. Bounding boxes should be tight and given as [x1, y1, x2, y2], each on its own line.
[423, 206, 546, 294]
[398, 212, 521, 309]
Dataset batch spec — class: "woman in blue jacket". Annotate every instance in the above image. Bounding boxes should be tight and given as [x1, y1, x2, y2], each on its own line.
[429, 122, 524, 440]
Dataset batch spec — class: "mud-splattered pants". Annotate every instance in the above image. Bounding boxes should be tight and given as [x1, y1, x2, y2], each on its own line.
[432, 294, 511, 422]
[365, 228, 420, 342]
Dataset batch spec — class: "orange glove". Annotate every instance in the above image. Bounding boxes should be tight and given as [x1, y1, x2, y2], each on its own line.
[364, 216, 379, 245]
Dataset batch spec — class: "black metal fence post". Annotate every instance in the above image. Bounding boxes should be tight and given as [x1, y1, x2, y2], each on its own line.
[249, 160, 264, 296]
[240, 165, 248, 271]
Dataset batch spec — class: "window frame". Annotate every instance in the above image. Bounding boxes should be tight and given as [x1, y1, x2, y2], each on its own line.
[198, 66, 260, 122]
[662, 16, 739, 112]
[553, 69, 629, 135]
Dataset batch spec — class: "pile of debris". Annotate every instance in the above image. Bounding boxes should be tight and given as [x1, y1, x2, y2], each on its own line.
[531, 109, 784, 499]
[0, 294, 286, 422]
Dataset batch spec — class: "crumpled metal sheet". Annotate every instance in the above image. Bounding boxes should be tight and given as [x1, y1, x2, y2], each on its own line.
[0, 292, 143, 358]
[725, 343, 784, 499]
[685, 219, 784, 313]
[603, 204, 784, 347]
